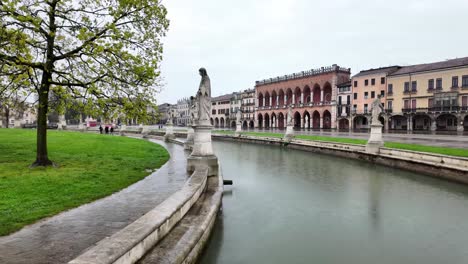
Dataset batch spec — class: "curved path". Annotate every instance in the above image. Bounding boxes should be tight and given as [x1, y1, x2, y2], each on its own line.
[0, 139, 189, 264]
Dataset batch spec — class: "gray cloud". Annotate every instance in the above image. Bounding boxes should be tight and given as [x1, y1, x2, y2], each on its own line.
[158, 0, 468, 104]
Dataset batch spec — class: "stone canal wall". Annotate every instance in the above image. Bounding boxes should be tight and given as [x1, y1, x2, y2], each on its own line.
[69, 135, 223, 264]
[212, 134, 468, 185]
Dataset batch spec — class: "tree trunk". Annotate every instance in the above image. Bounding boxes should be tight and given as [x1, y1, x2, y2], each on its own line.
[32, 75, 53, 167]
[5, 107, 9, 128]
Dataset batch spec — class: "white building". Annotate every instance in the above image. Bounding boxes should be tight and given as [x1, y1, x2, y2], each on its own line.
[176, 97, 190, 126]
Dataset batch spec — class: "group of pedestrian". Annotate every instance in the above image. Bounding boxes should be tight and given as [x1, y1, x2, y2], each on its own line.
[99, 125, 114, 135]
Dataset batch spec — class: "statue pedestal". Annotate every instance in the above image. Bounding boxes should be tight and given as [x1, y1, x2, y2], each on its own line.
[187, 125, 218, 176]
[141, 125, 150, 138]
[234, 123, 242, 136]
[119, 125, 127, 136]
[164, 122, 175, 141]
[366, 124, 384, 154]
[284, 125, 294, 141]
[184, 127, 195, 150]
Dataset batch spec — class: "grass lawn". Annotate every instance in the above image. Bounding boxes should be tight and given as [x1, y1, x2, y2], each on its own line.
[212, 130, 468, 158]
[0, 129, 169, 236]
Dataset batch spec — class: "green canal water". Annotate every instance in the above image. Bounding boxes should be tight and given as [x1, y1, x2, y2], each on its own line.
[199, 141, 468, 264]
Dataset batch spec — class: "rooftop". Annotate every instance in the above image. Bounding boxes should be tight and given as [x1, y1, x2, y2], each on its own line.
[255, 64, 351, 86]
[211, 93, 233, 102]
[389, 57, 468, 76]
[352, 66, 401, 78]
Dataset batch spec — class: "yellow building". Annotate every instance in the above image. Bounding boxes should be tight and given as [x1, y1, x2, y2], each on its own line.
[387, 57, 468, 131]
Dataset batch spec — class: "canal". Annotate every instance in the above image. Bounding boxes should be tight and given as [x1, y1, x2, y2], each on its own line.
[199, 140, 468, 264]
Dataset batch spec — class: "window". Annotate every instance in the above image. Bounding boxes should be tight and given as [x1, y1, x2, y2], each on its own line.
[381, 77, 385, 84]
[365, 79, 369, 86]
[371, 78, 376, 85]
[371, 91, 375, 98]
[364, 104, 368, 113]
[347, 95, 350, 104]
[462, 96, 467, 106]
[452, 76, 459, 87]
[364, 92, 368, 99]
[388, 84, 393, 94]
[387, 100, 393, 110]
[428, 79, 434, 90]
[338, 96, 342, 105]
[404, 100, 410, 109]
[354, 93, 357, 100]
[381, 90, 385, 97]
[462, 75, 468, 87]
[412, 99, 416, 109]
[353, 104, 357, 110]
[404, 82, 410, 92]
[428, 98, 434, 107]
[411, 81, 417, 92]
[354, 80, 358, 87]
[436, 78, 442, 89]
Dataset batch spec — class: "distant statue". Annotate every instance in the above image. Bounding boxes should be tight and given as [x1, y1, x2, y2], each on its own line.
[370, 96, 384, 125]
[236, 109, 242, 125]
[287, 105, 293, 126]
[189, 96, 198, 125]
[196, 68, 211, 125]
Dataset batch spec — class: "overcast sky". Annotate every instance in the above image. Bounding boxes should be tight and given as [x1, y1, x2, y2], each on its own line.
[158, 0, 468, 104]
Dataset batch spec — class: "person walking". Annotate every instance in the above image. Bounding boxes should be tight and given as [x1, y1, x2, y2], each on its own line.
[110, 126, 114, 135]
[99, 125, 103, 134]
[105, 126, 109, 134]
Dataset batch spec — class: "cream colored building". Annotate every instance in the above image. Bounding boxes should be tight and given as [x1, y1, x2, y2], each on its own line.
[211, 93, 232, 128]
[240, 88, 255, 128]
[387, 57, 468, 131]
[350, 66, 400, 130]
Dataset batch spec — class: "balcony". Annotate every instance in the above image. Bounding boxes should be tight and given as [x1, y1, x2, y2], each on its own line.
[351, 109, 369, 115]
[402, 106, 461, 113]
[403, 89, 418, 95]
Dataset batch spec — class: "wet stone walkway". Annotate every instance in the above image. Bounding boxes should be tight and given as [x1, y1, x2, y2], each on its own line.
[0, 139, 189, 264]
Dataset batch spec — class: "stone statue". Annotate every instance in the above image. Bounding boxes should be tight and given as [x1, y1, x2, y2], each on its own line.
[196, 68, 211, 125]
[370, 96, 384, 125]
[236, 109, 242, 125]
[287, 105, 293, 126]
[189, 96, 198, 125]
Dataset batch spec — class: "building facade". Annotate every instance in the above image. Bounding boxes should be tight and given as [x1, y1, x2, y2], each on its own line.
[387, 57, 468, 132]
[336, 81, 352, 129]
[240, 88, 255, 128]
[228, 92, 242, 128]
[255, 64, 351, 129]
[350, 66, 400, 130]
[211, 94, 232, 128]
[176, 98, 190, 126]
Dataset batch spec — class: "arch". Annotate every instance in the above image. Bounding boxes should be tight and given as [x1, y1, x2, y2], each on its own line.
[220, 117, 225, 128]
[264, 113, 270, 128]
[278, 89, 285, 106]
[338, 119, 349, 130]
[258, 93, 264, 107]
[436, 114, 458, 131]
[249, 120, 255, 128]
[312, 111, 320, 129]
[294, 87, 301, 105]
[257, 114, 263, 128]
[265, 92, 271, 107]
[271, 112, 277, 128]
[312, 84, 321, 103]
[242, 120, 248, 129]
[293, 111, 301, 128]
[210, 118, 214, 126]
[353, 115, 368, 130]
[303, 110, 311, 129]
[286, 88, 293, 105]
[215, 117, 219, 127]
[272, 90, 278, 107]
[278, 112, 285, 129]
[464, 115, 468, 131]
[389, 115, 407, 130]
[323, 82, 332, 102]
[230, 120, 236, 128]
[412, 114, 431, 130]
[303, 85, 311, 104]
[323, 110, 332, 129]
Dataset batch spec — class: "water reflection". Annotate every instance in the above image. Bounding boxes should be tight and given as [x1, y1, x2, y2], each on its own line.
[199, 141, 468, 264]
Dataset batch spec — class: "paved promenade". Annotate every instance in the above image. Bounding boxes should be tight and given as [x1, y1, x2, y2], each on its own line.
[0, 139, 189, 264]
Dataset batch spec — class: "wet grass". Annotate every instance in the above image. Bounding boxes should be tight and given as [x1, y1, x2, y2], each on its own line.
[213, 130, 468, 157]
[0, 129, 169, 236]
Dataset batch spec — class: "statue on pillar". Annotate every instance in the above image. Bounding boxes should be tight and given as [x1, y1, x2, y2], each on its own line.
[287, 105, 293, 126]
[370, 96, 384, 125]
[195, 68, 211, 125]
[236, 109, 242, 125]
